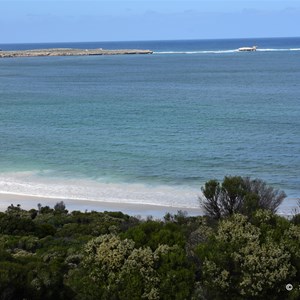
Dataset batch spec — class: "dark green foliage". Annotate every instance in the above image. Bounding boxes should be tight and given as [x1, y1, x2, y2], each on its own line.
[40, 205, 54, 214]
[243, 177, 287, 211]
[54, 201, 68, 214]
[0, 261, 27, 300]
[0, 195, 299, 300]
[0, 210, 36, 235]
[35, 223, 57, 238]
[201, 179, 222, 219]
[200, 176, 286, 219]
[157, 246, 195, 300]
[291, 213, 300, 225]
[121, 220, 186, 249]
[240, 192, 260, 217]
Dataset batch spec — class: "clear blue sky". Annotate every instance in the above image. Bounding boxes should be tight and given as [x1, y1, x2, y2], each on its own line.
[0, 0, 299, 43]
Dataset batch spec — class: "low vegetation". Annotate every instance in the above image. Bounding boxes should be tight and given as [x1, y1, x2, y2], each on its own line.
[0, 177, 299, 299]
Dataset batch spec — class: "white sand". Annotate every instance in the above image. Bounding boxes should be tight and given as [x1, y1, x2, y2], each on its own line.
[0, 193, 203, 218]
[1, 192, 298, 218]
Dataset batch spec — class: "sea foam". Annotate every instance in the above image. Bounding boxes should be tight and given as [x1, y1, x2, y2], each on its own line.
[0, 171, 201, 209]
[154, 48, 300, 54]
[0, 171, 297, 215]
[154, 50, 238, 54]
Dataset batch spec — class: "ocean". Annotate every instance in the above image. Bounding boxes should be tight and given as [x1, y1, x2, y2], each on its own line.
[0, 37, 299, 213]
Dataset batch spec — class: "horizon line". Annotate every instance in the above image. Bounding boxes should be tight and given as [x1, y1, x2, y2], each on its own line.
[1, 36, 300, 45]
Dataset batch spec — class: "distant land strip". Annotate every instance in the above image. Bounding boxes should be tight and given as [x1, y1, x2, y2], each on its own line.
[0, 48, 153, 58]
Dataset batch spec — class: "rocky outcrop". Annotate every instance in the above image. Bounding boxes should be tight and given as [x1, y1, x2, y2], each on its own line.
[0, 48, 153, 58]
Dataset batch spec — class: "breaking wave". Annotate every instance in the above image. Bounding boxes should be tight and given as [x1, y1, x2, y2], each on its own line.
[0, 171, 200, 209]
[0, 171, 297, 215]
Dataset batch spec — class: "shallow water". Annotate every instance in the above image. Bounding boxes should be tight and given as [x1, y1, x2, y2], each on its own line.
[0, 38, 299, 211]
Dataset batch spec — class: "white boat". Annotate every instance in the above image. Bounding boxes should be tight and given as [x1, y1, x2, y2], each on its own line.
[238, 46, 257, 52]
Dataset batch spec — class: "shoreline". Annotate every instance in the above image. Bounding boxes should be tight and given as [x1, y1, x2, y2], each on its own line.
[0, 48, 153, 58]
[0, 192, 298, 219]
[0, 193, 203, 218]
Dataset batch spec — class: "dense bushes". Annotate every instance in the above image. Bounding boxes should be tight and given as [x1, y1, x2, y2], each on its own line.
[0, 179, 299, 299]
[196, 212, 297, 299]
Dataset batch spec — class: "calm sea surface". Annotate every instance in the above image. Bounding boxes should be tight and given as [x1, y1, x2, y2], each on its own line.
[0, 38, 299, 211]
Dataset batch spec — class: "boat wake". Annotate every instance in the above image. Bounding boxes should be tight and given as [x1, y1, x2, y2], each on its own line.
[257, 48, 300, 52]
[154, 50, 238, 54]
[154, 48, 300, 54]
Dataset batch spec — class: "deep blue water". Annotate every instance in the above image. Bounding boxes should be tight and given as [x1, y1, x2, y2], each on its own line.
[0, 37, 299, 208]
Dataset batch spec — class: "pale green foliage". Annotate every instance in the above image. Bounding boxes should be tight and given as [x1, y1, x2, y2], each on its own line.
[282, 224, 300, 255]
[154, 243, 172, 258]
[120, 247, 160, 299]
[216, 214, 260, 245]
[12, 249, 35, 258]
[202, 260, 230, 290]
[84, 234, 135, 272]
[82, 234, 173, 300]
[253, 209, 273, 223]
[30, 271, 52, 291]
[200, 214, 295, 298]
[236, 240, 293, 296]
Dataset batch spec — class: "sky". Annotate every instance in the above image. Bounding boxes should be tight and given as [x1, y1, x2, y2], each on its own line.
[0, 0, 299, 43]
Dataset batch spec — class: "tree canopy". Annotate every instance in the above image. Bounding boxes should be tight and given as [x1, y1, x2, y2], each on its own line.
[200, 176, 286, 219]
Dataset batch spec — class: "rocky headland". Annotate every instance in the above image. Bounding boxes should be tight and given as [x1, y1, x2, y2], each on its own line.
[0, 48, 153, 58]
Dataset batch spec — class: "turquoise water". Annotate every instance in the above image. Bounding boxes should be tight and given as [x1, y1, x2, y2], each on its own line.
[0, 38, 299, 209]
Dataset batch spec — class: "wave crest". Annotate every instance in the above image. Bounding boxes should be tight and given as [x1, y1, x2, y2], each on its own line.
[0, 171, 200, 208]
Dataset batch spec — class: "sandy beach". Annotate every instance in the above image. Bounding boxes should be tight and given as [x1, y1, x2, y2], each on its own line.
[1, 192, 298, 219]
[0, 193, 203, 218]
